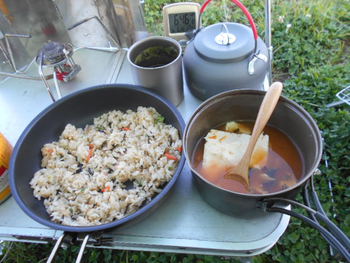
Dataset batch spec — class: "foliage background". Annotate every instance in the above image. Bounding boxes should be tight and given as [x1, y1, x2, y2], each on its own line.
[1, 0, 349, 262]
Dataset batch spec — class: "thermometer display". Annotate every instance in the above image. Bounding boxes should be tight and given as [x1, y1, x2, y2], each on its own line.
[163, 2, 200, 41]
[169, 12, 196, 34]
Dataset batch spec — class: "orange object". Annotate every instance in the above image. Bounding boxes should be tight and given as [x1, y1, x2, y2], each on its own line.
[0, 0, 13, 22]
[0, 133, 12, 204]
[102, 186, 111, 192]
[86, 144, 95, 162]
[121, 127, 131, 131]
[219, 136, 227, 142]
[165, 152, 178, 161]
[176, 146, 183, 153]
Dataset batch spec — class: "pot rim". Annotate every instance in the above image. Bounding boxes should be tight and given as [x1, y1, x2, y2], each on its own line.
[184, 89, 323, 198]
[127, 36, 182, 71]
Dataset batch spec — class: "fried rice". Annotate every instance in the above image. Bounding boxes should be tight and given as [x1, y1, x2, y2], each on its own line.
[30, 107, 182, 226]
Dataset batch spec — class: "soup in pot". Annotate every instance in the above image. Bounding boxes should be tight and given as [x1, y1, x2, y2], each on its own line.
[192, 121, 303, 194]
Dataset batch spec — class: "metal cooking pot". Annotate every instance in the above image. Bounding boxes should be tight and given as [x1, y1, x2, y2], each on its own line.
[184, 89, 322, 214]
[9, 84, 185, 261]
[183, 0, 268, 100]
[183, 89, 350, 260]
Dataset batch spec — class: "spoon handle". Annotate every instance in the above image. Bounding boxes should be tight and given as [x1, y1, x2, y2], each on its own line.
[244, 82, 283, 163]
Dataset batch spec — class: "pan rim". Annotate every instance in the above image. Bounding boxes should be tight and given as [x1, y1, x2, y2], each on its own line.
[9, 84, 186, 232]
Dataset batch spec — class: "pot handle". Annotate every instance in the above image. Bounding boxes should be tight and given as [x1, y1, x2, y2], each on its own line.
[199, 0, 259, 41]
[262, 176, 350, 261]
[266, 201, 350, 261]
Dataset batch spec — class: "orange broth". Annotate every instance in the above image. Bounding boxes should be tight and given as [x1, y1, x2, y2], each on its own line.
[192, 122, 303, 194]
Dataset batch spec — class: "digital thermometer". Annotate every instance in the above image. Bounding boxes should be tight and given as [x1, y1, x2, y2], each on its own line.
[163, 2, 200, 41]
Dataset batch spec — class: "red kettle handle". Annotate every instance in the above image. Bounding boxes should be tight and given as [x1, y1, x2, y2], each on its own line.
[199, 0, 259, 40]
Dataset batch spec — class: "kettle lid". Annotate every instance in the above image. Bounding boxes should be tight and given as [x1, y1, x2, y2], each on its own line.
[194, 23, 255, 61]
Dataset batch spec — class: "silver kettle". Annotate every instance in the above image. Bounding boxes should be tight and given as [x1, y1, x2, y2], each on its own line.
[183, 0, 268, 100]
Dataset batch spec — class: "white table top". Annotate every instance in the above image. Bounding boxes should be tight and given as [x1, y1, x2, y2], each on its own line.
[0, 48, 289, 257]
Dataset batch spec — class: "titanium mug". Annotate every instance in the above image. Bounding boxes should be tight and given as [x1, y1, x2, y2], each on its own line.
[127, 36, 184, 106]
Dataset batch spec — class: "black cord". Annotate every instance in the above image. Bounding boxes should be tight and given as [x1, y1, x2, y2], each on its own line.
[265, 196, 350, 251]
[315, 211, 350, 251]
[303, 182, 317, 220]
[309, 177, 350, 250]
[304, 182, 346, 256]
[303, 182, 333, 243]
[267, 206, 350, 262]
[310, 175, 327, 215]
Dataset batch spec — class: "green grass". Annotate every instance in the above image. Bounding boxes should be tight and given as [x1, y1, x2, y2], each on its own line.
[0, 242, 243, 263]
[1, 0, 349, 262]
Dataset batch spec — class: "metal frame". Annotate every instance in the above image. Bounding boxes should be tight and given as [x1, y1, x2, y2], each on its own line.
[265, 0, 272, 84]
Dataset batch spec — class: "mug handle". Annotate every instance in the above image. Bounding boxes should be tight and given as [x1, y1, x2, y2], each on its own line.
[199, 0, 258, 53]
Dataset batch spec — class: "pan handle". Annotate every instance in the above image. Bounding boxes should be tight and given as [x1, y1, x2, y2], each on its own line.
[303, 179, 350, 250]
[262, 177, 350, 262]
[266, 203, 350, 261]
[46, 234, 90, 263]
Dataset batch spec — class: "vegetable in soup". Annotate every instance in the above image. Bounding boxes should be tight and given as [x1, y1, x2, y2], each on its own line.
[192, 121, 303, 194]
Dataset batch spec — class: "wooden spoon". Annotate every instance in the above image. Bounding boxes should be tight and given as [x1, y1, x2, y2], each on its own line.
[225, 82, 283, 187]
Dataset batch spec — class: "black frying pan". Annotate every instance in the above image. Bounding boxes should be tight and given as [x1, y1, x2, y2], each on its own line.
[9, 84, 185, 260]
